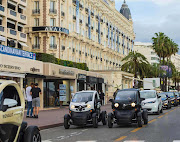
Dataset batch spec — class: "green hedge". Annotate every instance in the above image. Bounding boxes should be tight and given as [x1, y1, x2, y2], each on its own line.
[36, 53, 89, 71]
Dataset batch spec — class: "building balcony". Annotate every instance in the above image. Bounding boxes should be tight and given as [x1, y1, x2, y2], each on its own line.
[18, 32, 27, 42]
[19, 0, 27, 7]
[7, 9, 17, 21]
[32, 44, 40, 49]
[49, 9, 57, 15]
[7, 28, 17, 39]
[0, 5, 5, 16]
[0, 26, 5, 36]
[50, 44, 57, 49]
[18, 13, 27, 25]
[32, 9, 40, 15]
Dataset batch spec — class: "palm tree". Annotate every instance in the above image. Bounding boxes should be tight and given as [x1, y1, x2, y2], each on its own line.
[121, 51, 149, 79]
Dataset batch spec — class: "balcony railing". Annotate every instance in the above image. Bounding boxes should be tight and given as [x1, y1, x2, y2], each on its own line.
[10, 9, 17, 17]
[20, 33, 26, 38]
[49, 9, 57, 14]
[32, 44, 40, 49]
[0, 26, 4, 32]
[20, 14, 26, 20]
[50, 44, 57, 49]
[10, 29, 17, 35]
[32, 9, 40, 14]
[0, 5, 4, 12]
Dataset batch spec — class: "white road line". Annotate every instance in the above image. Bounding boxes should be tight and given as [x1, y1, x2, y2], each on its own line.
[42, 140, 52, 142]
[173, 141, 180, 142]
[76, 141, 97, 142]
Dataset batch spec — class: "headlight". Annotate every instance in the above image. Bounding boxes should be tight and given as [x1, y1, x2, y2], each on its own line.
[87, 104, 91, 109]
[131, 102, 136, 107]
[114, 103, 119, 108]
[149, 100, 156, 103]
[71, 105, 75, 109]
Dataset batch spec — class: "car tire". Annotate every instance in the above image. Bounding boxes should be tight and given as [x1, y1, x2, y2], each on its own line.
[92, 113, 98, 128]
[101, 111, 107, 125]
[108, 113, 113, 128]
[143, 110, 148, 125]
[160, 108, 163, 113]
[137, 116, 143, 127]
[23, 126, 41, 142]
[156, 108, 160, 115]
[64, 114, 71, 129]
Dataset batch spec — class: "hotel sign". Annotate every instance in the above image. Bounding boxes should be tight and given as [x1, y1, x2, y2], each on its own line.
[0, 45, 36, 60]
[32, 26, 69, 35]
[0, 64, 21, 70]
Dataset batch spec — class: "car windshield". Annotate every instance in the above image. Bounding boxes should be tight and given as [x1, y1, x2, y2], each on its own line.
[159, 93, 167, 99]
[115, 91, 136, 102]
[166, 92, 174, 97]
[72, 92, 93, 103]
[140, 91, 156, 99]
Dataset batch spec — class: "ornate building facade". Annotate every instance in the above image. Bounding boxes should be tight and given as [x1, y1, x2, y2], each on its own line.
[26, 0, 135, 70]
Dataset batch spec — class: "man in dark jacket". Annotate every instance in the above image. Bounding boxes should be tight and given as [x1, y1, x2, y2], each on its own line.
[99, 90, 105, 105]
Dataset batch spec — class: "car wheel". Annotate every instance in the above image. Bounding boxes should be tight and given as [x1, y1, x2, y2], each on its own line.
[23, 126, 41, 142]
[143, 110, 148, 125]
[108, 113, 113, 128]
[137, 116, 143, 127]
[156, 108, 160, 115]
[160, 108, 163, 113]
[64, 114, 71, 129]
[92, 113, 98, 128]
[101, 111, 107, 125]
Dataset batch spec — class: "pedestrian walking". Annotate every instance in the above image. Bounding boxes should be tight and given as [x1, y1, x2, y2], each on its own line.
[100, 90, 105, 105]
[54, 90, 60, 106]
[26, 83, 34, 118]
[30, 83, 42, 118]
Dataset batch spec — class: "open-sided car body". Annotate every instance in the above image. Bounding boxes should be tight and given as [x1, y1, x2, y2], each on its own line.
[0, 80, 41, 142]
[64, 91, 107, 129]
[108, 89, 148, 128]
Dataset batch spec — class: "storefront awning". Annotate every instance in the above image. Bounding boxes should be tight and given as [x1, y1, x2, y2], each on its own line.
[0, 36, 6, 42]
[19, 42, 28, 47]
[25, 73, 46, 79]
[0, 72, 25, 78]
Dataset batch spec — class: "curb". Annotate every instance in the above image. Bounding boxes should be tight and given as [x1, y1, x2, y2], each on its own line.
[39, 123, 64, 130]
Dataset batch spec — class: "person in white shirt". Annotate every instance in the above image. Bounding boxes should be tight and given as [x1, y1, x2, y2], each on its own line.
[26, 83, 34, 118]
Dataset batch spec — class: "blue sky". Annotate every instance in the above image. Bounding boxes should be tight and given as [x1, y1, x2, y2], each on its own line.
[115, 0, 180, 54]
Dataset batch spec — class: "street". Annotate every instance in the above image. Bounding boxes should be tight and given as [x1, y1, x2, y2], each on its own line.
[41, 106, 180, 142]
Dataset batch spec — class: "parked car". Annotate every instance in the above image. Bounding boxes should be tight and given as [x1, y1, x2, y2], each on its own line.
[140, 90, 163, 114]
[158, 92, 171, 109]
[0, 80, 41, 142]
[165, 92, 178, 106]
[64, 91, 107, 129]
[108, 89, 148, 128]
[175, 92, 180, 104]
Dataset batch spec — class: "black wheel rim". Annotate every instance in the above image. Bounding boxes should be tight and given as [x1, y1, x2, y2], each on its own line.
[33, 133, 41, 142]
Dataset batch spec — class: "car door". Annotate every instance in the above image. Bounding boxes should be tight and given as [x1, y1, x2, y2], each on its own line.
[157, 93, 162, 108]
[0, 83, 24, 142]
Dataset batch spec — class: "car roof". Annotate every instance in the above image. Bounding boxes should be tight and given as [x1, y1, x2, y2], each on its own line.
[118, 88, 139, 92]
[140, 90, 156, 92]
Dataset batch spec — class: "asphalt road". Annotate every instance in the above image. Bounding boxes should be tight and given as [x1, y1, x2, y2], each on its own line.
[41, 106, 180, 142]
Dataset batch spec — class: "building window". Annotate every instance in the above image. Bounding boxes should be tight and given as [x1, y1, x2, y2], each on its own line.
[34, 37, 39, 45]
[50, 1, 55, 10]
[50, 18, 55, 26]
[50, 36, 56, 45]
[34, 18, 39, 26]
[34, 1, 39, 10]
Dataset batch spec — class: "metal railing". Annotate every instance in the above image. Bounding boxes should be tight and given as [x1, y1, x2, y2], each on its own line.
[32, 9, 40, 14]
[50, 44, 57, 49]
[32, 44, 40, 49]
[49, 9, 57, 14]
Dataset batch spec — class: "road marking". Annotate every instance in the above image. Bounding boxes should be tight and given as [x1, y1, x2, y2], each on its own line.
[148, 119, 157, 124]
[115, 136, 127, 141]
[131, 127, 142, 133]
[42, 140, 52, 142]
[173, 141, 180, 142]
[158, 115, 164, 119]
[76, 141, 97, 142]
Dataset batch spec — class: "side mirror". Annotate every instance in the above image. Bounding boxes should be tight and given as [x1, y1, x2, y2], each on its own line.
[3, 99, 18, 112]
[140, 98, 145, 101]
[158, 96, 161, 98]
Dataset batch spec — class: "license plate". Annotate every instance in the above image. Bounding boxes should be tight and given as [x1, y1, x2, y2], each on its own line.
[172, 101, 174, 103]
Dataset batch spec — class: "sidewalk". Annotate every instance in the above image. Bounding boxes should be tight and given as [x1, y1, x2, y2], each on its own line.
[23, 104, 112, 130]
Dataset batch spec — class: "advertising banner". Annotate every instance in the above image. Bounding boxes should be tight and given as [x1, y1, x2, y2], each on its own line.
[160, 65, 172, 77]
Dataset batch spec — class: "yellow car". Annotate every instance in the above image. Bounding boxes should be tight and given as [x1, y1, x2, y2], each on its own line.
[0, 80, 41, 142]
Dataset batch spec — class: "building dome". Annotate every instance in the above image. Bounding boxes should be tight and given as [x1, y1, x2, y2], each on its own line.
[120, 0, 132, 20]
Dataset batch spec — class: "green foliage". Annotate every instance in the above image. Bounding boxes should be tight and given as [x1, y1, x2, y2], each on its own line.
[36, 53, 89, 71]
